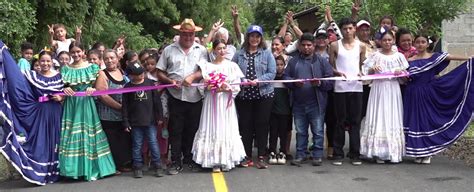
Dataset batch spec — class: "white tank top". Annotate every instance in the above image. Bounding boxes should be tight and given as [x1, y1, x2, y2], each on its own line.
[56, 39, 73, 55]
[334, 39, 363, 93]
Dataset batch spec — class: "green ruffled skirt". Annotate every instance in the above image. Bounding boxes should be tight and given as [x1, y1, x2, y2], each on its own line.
[59, 96, 116, 181]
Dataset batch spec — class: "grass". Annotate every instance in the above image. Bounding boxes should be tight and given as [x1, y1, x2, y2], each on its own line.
[465, 123, 474, 138]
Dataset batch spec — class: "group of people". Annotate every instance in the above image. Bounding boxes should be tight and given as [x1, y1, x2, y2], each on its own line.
[0, 4, 473, 186]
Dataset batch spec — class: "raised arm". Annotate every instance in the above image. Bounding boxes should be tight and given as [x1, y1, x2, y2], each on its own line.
[231, 5, 243, 45]
[75, 25, 82, 44]
[277, 13, 289, 37]
[287, 11, 303, 39]
[203, 20, 224, 45]
[47, 24, 57, 49]
[351, 0, 361, 21]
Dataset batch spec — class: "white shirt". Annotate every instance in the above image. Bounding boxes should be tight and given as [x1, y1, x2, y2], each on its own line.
[156, 42, 208, 102]
[334, 40, 363, 93]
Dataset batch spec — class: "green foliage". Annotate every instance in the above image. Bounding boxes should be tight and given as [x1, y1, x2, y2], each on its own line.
[0, 0, 469, 58]
[0, 0, 37, 56]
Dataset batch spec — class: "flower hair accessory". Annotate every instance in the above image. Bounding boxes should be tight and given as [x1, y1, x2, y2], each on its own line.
[427, 36, 433, 44]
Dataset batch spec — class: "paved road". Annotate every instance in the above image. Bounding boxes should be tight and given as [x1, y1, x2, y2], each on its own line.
[0, 155, 472, 192]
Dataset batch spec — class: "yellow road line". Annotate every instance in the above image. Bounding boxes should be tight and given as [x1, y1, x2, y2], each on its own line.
[212, 172, 228, 192]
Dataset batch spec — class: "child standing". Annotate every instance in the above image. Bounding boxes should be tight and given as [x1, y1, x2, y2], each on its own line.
[18, 42, 34, 71]
[143, 52, 170, 166]
[122, 63, 164, 178]
[184, 39, 246, 172]
[360, 31, 408, 163]
[48, 24, 81, 55]
[268, 55, 291, 165]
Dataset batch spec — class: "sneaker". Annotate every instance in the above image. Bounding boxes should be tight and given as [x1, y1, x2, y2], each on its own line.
[155, 167, 165, 177]
[221, 167, 230, 172]
[133, 169, 143, 178]
[167, 163, 183, 175]
[291, 157, 307, 166]
[351, 158, 363, 166]
[414, 158, 422, 164]
[332, 157, 343, 166]
[188, 162, 202, 172]
[375, 159, 385, 164]
[312, 158, 323, 166]
[277, 152, 287, 165]
[212, 166, 221, 173]
[269, 152, 277, 164]
[421, 157, 431, 164]
[240, 158, 253, 167]
[255, 157, 268, 169]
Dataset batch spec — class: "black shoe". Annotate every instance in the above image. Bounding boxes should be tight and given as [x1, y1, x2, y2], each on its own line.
[312, 158, 323, 166]
[167, 163, 183, 175]
[351, 157, 362, 166]
[133, 169, 143, 178]
[291, 158, 307, 166]
[155, 166, 165, 177]
[331, 156, 344, 166]
[188, 162, 202, 172]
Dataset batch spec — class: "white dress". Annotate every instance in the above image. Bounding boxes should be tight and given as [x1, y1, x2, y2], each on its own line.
[360, 51, 409, 163]
[192, 60, 246, 170]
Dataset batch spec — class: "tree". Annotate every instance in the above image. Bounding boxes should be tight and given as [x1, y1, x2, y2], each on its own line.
[0, 0, 36, 56]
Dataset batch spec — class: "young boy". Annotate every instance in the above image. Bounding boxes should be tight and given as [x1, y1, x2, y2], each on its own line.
[122, 63, 164, 178]
[18, 42, 34, 71]
[268, 55, 292, 165]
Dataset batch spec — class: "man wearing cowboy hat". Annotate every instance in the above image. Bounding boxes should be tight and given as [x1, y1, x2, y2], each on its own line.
[156, 18, 208, 175]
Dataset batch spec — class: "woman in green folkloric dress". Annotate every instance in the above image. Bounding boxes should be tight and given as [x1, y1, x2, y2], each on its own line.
[59, 42, 116, 181]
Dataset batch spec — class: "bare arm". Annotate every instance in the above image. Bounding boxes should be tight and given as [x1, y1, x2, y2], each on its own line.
[231, 5, 242, 44]
[204, 20, 224, 45]
[351, 0, 361, 21]
[47, 24, 57, 50]
[156, 69, 176, 84]
[75, 25, 82, 44]
[446, 54, 471, 61]
[287, 11, 303, 38]
[96, 71, 121, 110]
[277, 14, 289, 37]
[359, 43, 367, 71]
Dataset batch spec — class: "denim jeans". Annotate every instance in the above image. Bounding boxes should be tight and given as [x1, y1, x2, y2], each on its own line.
[293, 102, 325, 159]
[132, 125, 161, 169]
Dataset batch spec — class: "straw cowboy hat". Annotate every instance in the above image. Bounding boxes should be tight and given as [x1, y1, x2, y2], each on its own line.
[173, 18, 203, 32]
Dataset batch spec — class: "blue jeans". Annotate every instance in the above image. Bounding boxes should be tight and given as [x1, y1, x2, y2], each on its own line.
[132, 125, 160, 169]
[293, 102, 325, 159]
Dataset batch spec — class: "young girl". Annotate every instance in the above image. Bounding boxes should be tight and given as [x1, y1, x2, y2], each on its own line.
[48, 24, 81, 55]
[404, 35, 473, 164]
[360, 31, 408, 164]
[59, 42, 116, 181]
[145, 53, 159, 81]
[87, 49, 105, 69]
[184, 39, 246, 172]
[57, 51, 71, 69]
[268, 55, 291, 165]
[0, 49, 64, 185]
[396, 28, 417, 59]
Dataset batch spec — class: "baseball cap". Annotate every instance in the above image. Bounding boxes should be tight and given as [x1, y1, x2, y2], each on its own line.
[356, 20, 371, 28]
[126, 62, 145, 75]
[315, 29, 328, 38]
[247, 25, 263, 36]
